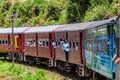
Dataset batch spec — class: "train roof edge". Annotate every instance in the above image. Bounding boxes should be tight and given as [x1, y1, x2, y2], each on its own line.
[0, 15, 119, 34]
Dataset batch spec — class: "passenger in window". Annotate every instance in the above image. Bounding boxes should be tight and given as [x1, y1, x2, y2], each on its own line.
[52, 40, 56, 48]
[33, 40, 36, 46]
[60, 38, 64, 50]
[25, 41, 30, 46]
[63, 39, 70, 62]
[39, 41, 43, 47]
[30, 40, 36, 47]
[76, 46, 79, 50]
[43, 41, 45, 46]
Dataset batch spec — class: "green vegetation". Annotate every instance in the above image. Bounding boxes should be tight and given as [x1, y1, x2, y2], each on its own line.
[0, 61, 51, 80]
[83, 0, 120, 21]
[0, 0, 120, 27]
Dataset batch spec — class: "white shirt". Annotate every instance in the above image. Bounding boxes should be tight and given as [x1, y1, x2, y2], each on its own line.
[60, 41, 64, 50]
[63, 42, 70, 51]
[52, 42, 56, 48]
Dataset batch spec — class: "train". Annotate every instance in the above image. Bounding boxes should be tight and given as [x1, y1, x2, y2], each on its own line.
[0, 15, 120, 80]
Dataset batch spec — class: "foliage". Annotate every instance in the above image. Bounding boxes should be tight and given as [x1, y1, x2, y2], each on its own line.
[0, 0, 90, 27]
[0, 0, 119, 27]
[83, 0, 120, 21]
[0, 60, 55, 80]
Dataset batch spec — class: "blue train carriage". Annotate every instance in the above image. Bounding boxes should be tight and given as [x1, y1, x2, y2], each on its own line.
[85, 28, 97, 69]
[85, 16, 118, 79]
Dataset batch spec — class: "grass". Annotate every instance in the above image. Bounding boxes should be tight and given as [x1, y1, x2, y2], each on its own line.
[0, 60, 78, 80]
[0, 61, 50, 80]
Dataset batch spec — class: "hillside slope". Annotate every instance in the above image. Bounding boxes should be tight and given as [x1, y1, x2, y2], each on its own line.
[0, 0, 119, 27]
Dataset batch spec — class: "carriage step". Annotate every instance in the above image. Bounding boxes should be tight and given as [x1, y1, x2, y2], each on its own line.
[76, 64, 85, 76]
[48, 58, 53, 67]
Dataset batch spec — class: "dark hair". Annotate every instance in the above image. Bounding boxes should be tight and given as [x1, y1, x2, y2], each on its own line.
[52, 40, 55, 42]
[60, 38, 63, 41]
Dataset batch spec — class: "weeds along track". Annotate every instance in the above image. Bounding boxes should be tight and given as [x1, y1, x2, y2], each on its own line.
[0, 59, 80, 80]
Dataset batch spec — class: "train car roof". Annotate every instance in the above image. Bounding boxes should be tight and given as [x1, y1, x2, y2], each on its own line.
[54, 22, 96, 32]
[86, 16, 118, 29]
[24, 25, 60, 33]
[0, 27, 29, 34]
[54, 16, 118, 32]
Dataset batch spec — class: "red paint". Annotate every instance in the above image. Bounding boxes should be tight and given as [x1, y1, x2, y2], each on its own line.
[49, 33, 52, 58]
[21, 27, 32, 54]
[21, 34, 24, 53]
[17, 35, 19, 53]
[49, 31, 55, 58]
[36, 33, 38, 56]
[8, 35, 11, 52]
[52, 31, 55, 58]
[18, 34, 22, 53]
[79, 32, 83, 64]
[66, 32, 68, 40]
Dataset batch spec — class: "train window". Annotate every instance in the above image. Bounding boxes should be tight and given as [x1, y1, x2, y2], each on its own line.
[43, 41, 45, 46]
[97, 40, 102, 53]
[33, 40, 36, 46]
[0, 40, 2, 44]
[39, 39, 43, 47]
[93, 40, 97, 52]
[86, 40, 89, 51]
[76, 41, 79, 50]
[55, 41, 58, 48]
[5, 40, 8, 44]
[89, 41, 92, 51]
[102, 40, 107, 54]
[31, 40, 33, 44]
[84, 40, 87, 50]
[25, 39, 31, 46]
[45, 39, 49, 47]
[0, 40, 1, 44]
[58, 41, 60, 46]
[46, 41, 48, 47]
[30, 39, 35, 47]
[69, 42, 71, 48]
[73, 42, 75, 49]
[2, 40, 4, 44]
[86, 41, 89, 51]
[97, 25, 107, 36]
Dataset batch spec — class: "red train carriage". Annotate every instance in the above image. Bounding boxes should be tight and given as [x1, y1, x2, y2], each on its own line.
[24, 26, 59, 66]
[54, 22, 95, 76]
[12, 27, 30, 61]
[0, 33, 9, 58]
[0, 27, 29, 60]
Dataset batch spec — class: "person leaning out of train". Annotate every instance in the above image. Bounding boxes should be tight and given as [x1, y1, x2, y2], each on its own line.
[112, 53, 120, 64]
[60, 38, 64, 50]
[52, 40, 56, 48]
[63, 39, 70, 62]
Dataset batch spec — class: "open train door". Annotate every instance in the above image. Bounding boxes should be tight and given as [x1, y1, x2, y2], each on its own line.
[14, 34, 24, 61]
[48, 31, 55, 67]
[8, 34, 20, 61]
